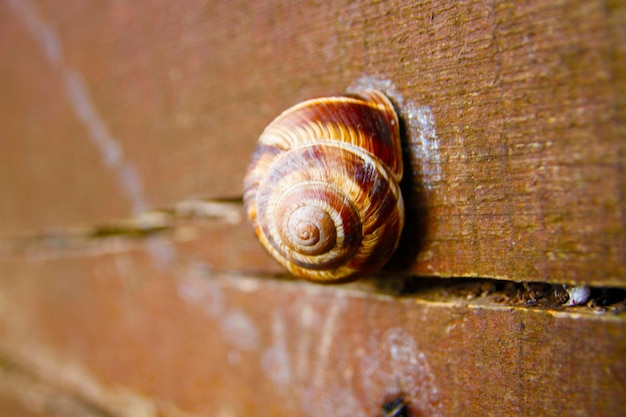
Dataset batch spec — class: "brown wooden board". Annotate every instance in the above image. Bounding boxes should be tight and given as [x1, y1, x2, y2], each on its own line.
[1, 2, 625, 280]
[0, 248, 625, 416]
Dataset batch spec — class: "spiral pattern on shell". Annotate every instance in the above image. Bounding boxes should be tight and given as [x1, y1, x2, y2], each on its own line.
[243, 89, 404, 283]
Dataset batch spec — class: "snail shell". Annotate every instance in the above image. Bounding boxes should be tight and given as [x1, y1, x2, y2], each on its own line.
[243, 89, 404, 283]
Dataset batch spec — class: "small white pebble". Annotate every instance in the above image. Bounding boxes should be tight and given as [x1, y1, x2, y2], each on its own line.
[563, 285, 591, 306]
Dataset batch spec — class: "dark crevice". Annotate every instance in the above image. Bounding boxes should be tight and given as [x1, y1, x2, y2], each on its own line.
[0, 199, 244, 254]
[88, 224, 169, 239]
[229, 268, 626, 314]
[359, 274, 626, 314]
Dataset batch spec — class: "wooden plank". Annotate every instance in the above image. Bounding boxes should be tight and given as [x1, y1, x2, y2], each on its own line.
[0, 248, 625, 416]
[1, 0, 624, 285]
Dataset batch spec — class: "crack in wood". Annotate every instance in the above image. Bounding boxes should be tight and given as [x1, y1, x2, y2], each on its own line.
[0, 199, 242, 244]
[360, 275, 626, 314]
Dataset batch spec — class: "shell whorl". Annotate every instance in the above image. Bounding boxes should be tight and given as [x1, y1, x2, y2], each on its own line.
[244, 89, 404, 282]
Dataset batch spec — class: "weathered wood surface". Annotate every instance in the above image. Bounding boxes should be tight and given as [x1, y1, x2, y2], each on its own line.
[0, 249, 625, 417]
[1, 0, 624, 286]
[1, 0, 625, 414]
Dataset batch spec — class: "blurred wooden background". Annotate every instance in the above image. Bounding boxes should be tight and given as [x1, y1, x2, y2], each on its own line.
[0, 0, 624, 416]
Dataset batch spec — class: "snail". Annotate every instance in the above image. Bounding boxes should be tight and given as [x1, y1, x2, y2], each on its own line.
[243, 89, 404, 283]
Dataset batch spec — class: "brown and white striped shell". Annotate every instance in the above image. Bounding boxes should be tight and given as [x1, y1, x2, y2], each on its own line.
[243, 89, 404, 283]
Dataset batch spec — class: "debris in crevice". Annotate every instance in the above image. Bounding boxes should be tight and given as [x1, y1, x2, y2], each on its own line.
[363, 275, 626, 315]
[561, 284, 591, 306]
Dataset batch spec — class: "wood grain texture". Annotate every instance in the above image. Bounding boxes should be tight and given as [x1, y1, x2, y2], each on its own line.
[0, 250, 624, 417]
[1, 1, 624, 282]
[1, 1, 625, 414]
